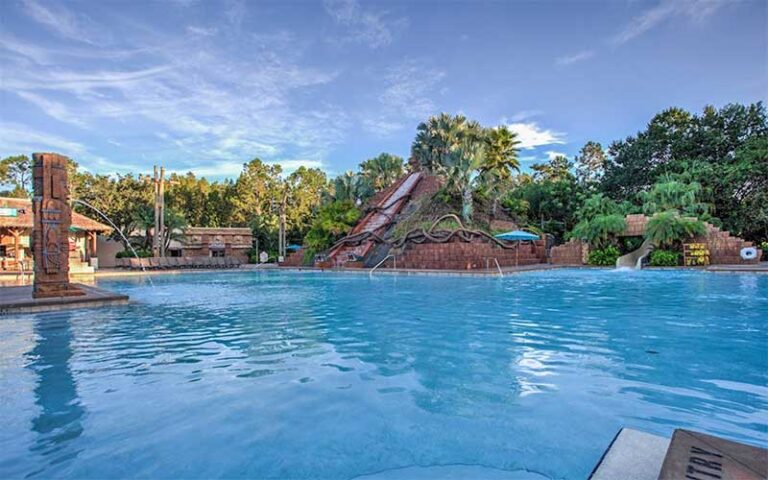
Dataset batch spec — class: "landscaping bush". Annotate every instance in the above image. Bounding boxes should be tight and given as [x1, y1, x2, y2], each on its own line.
[649, 249, 680, 267]
[587, 246, 621, 266]
[761, 241, 768, 258]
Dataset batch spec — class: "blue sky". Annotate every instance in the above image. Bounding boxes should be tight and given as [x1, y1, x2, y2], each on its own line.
[0, 0, 765, 180]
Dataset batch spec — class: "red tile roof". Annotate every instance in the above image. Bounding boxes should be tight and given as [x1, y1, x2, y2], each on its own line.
[0, 197, 111, 232]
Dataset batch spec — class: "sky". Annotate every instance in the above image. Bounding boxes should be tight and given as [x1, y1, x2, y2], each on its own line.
[0, 0, 766, 180]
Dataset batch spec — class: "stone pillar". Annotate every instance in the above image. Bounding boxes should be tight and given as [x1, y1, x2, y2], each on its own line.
[32, 153, 84, 298]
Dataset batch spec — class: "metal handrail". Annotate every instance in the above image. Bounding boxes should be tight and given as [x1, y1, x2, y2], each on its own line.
[369, 254, 395, 276]
[493, 257, 503, 277]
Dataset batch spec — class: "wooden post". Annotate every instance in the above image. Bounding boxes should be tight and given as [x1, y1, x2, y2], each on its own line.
[86, 231, 97, 260]
[32, 153, 84, 298]
[159, 167, 165, 257]
[10, 228, 21, 260]
[151, 166, 166, 257]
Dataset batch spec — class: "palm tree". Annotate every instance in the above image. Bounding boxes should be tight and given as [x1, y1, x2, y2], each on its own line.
[482, 125, 521, 179]
[333, 172, 374, 205]
[359, 153, 405, 191]
[441, 139, 486, 222]
[640, 176, 710, 216]
[478, 125, 521, 217]
[645, 210, 706, 248]
[411, 113, 484, 172]
[571, 214, 627, 248]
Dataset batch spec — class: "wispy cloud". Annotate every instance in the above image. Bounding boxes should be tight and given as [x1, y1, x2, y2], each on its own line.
[0, 122, 87, 155]
[363, 59, 445, 136]
[168, 159, 324, 179]
[21, 0, 106, 45]
[1, 2, 350, 177]
[555, 50, 595, 66]
[612, 0, 730, 45]
[546, 150, 568, 160]
[509, 110, 543, 122]
[324, 0, 404, 48]
[507, 122, 566, 150]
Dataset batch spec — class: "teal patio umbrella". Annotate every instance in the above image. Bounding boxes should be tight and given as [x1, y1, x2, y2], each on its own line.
[494, 230, 540, 242]
[494, 230, 540, 266]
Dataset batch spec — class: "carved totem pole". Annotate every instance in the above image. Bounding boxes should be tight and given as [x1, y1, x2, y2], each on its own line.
[32, 153, 84, 298]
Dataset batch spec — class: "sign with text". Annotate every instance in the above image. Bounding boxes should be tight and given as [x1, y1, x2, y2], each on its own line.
[0, 208, 18, 217]
[683, 243, 710, 266]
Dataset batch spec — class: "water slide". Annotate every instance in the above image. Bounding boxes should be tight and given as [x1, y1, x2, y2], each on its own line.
[328, 172, 423, 265]
[616, 238, 654, 269]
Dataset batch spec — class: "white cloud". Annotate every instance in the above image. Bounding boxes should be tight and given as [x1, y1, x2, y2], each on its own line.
[508, 110, 542, 122]
[612, 0, 730, 45]
[0, 10, 350, 175]
[507, 122, 566, 150]
[555, 50, 595, 66]
[15, 91, 89, 128]
[324, 0, 404, 48]
[0, 122, 87, 155]
[362, 118, 404, 136]
[168, 159, 324, 179]
[380, 60, 444, 119]
[187, 26, 218, 37]
[363, 59, 445, 136]
[546, 150, 568, 160]
[21, 0, 106, 45]
[269, 159, 325, 172]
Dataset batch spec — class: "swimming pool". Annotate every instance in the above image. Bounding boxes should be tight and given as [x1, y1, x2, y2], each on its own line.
[0, 269, 765, 479]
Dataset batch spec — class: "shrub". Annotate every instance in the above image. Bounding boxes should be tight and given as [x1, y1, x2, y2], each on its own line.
[303, 200, 361, 254]
[645, 210, 706, 248]
[761, 241, 768, 257]
[649, 249, 680, 267]
[587, 246, 621, 266]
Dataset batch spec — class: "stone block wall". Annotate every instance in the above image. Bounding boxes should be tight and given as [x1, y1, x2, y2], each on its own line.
[387, 237, 546, 270]
[699, 225, 762, 265]
[624, 214, 648, 237]
[550, 240, 587, 265]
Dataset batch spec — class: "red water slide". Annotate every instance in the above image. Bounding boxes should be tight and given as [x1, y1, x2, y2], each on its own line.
[328, 172, 423, 265]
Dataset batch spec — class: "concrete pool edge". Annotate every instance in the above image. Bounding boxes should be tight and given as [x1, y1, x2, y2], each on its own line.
[0, 283, 129, 315]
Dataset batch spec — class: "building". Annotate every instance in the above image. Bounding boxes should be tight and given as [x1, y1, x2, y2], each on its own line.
[171, 227, 252, 263]
[0, 197, 111, 273]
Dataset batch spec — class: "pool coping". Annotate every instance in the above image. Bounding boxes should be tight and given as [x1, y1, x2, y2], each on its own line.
[0, 283, 129, 315]
[1, 262, 764, 284]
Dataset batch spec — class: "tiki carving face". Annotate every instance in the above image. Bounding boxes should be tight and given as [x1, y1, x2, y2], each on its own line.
[32, 153, 83, 298]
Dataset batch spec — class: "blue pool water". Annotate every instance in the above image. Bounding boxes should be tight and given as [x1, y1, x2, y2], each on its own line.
[0, 269, 766, 479]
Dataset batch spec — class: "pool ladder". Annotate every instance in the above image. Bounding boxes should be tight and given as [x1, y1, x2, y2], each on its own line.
[486, 257, 504, 277]
[369, 254, 396, 277]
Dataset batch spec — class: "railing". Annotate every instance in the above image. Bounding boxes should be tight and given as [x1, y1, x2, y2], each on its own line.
[493, 258, 503, 277]
[486, 257, 504, 277]
[369, 254, 395, 277]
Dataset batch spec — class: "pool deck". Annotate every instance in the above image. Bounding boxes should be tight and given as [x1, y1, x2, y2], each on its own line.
[0, 283, 129, 315]
[591, 428, 767, 480]
[0, 262, 764, 285]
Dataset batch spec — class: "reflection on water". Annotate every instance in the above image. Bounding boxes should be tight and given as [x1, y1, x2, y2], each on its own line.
[26, 314, 85, 475]
[0, 270, 765, 479]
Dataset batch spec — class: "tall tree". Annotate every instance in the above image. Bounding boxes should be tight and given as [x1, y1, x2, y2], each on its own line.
[284, 166, 328, 240]
[0, 155, 32, 197]
[229, 158, 282, 227]
[575, 141, 606, 185]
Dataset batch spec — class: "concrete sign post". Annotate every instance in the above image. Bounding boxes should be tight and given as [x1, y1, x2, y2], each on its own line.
[32, 153, 84, 298]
